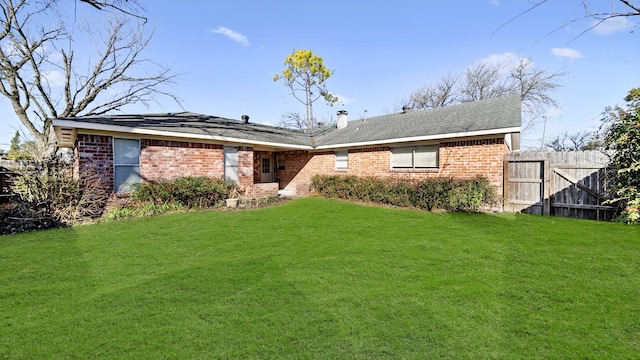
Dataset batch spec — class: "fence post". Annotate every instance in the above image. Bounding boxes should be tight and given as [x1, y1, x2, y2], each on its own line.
[503, 160, 509, 212]
[543, 159, 550, 216]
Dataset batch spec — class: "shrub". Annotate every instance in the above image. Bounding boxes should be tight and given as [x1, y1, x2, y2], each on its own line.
[6, 154, 108, 232]
[132, 176, 237, 208]
[601, 88, 640, 224]
[413, 177, 453, 211]
[446, 176, 499, 212]
[105, 201, 187, 221]
[617, 197, 640, 224]
[310, 175, 498, 212]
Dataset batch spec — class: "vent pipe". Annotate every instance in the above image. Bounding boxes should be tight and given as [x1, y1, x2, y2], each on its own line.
[241, 115, 250, 124]
[337, 110, 348, 129]
[402, 105, 411, 114]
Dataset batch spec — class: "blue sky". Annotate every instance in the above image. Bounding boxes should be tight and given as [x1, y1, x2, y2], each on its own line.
[1, 0, 638, 150]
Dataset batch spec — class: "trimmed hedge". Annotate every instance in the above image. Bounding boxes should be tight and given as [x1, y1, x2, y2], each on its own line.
[132, 176, 237, 208]
[310, 175, 498, 212]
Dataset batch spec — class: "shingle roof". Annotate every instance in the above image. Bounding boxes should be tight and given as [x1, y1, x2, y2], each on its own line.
[56, 112, 312, 147]
[314, 94, 521, 147]
[53, 95, 521, 149]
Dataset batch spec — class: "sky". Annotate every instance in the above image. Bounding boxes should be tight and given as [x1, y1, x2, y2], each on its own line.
[1, 0, 638, 151]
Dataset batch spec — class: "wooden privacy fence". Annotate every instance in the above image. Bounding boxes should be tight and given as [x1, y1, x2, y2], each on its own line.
[504, 151, 616, 221]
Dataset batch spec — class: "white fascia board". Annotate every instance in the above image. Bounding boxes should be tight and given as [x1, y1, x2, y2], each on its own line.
[53, 119, 313, 150]
[314, 127, 522, 150]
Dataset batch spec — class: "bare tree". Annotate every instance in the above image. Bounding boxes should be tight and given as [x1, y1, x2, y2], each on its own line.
[402, 57, 564, 132]
[0, 0, 177, 147]
[459, 62, 510, 102]
[278, 111, 306, 130]
[278, 110, 334, 130]
[510, 58, 564, 132]
[78, 0, 144, 17]
[511, 58, 561, 113]
[546, 131, 593, 151]
[405, 73, 459, 110]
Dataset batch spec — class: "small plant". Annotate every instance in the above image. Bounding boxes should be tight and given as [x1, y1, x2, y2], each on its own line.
[226, 185, 241, 199]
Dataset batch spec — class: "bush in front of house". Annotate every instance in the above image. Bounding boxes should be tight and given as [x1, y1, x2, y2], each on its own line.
[131, 176, 237, 208]
[2, 155, 108, 234]
[310, 175, 498, 212]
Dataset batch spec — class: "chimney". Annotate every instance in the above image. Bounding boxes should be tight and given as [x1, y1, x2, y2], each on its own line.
[337, 110, 348, 129]
[241, 115, 250, 124]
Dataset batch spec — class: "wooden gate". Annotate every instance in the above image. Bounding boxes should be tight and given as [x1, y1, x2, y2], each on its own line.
[504, 151, 616, 221]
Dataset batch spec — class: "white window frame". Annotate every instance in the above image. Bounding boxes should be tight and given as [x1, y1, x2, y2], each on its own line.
[391, 145, 438, 169]
[335, 150, 348, 170]
[113, 138, 141, 193]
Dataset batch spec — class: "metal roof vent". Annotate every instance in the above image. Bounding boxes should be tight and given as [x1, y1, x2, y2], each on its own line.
[402, 105, 411, 114]
[241, 115, 250, 124]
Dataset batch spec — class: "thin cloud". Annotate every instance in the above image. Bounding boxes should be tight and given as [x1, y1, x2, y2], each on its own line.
[545, 106, 564, 118]
[592, 17, 635, 35]
[332, 93, 355, 106]
[41, 70, 65, 87]
[210, 26, 249, 46]
[478, 52, 531, 73]
[551, 47, 583, 60]
[480, 52, 520, 66]
[490, 0, 500, 6]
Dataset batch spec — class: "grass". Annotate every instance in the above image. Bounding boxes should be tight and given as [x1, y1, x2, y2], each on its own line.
[1, 197, 639, 359]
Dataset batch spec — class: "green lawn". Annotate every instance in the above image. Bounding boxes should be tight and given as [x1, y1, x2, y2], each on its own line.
[1, 197, 639, 359]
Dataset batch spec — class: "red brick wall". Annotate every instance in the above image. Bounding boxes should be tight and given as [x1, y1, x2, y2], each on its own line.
[275, 150, 336, 195]
[437, 139, 508, 192]
[75, 136, 257, 195]
[253, 183, 279, 198]
[75, 134, 114, 192]
[277, 137, 509, 196]
[75, 134, 509, 198]
[237, 147, 254, 196]
[140, 139, 224, 182]
[253, 151, 269, 183]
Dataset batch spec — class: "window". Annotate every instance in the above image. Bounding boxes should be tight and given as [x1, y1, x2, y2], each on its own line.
[262, 157, 271, 174]
[224, 146, 238, 183]
[335, 150, 348, 170]
[276, 153, 285, 170]
[113, 138, 140, 193]
[391, 145, 438, 169]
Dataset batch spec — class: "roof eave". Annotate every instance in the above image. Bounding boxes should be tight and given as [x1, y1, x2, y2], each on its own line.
[52, 119, 313, 150]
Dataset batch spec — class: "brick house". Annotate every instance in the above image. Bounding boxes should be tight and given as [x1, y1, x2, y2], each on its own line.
[52, 94, 521, 199]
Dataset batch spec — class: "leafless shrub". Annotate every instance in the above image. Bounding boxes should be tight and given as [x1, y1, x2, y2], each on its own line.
[6, 154, 108, 233]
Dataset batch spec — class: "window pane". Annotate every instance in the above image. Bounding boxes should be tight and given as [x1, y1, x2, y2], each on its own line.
[224, 146, 238, 166]
[115, 166, 140, 193]
[225, 165, 238, 183]
[224, 146, 238, 183]
[335, 151, 348, 169]
[114, 138, 139, 165]
[262, 157, 270, 174]
[391, 147, 413, 168]
[414, 145, 438, 167]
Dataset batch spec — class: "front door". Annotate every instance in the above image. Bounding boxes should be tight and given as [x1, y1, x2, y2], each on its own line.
[260, 155, 273, 183]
